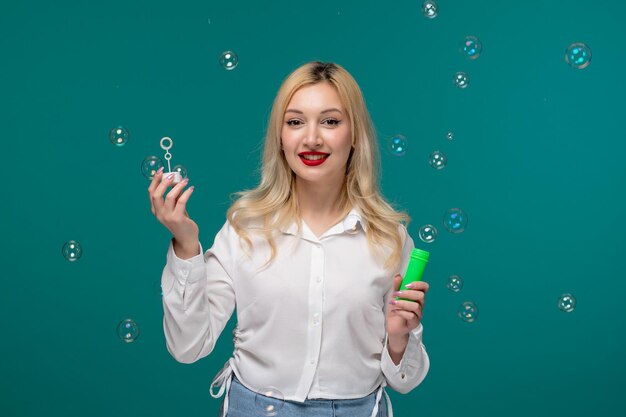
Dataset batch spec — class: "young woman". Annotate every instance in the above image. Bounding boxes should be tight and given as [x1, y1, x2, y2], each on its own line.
[148, 61, 430, 417]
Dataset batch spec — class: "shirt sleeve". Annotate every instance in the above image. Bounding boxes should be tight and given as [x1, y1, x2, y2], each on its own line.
[380, 225, 430, 393]
[160, 221, 237, 364]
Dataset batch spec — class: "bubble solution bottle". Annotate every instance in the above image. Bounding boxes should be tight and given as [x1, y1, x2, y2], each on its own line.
[396, 248, 429, 302]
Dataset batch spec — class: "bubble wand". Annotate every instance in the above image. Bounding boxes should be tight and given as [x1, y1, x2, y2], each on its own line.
[160, 136, 182, 184]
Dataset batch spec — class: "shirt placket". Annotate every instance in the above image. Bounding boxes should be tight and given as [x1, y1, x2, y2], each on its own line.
[296, 240, 325, 398]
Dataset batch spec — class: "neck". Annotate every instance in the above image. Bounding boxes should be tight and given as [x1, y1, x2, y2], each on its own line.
[295, 177, 347, 221]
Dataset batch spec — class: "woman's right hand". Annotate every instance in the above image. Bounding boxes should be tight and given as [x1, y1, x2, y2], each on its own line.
[148, 168, 199, 250]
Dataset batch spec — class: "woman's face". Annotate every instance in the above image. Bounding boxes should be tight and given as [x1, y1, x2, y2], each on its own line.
[281, 82, 352, 188]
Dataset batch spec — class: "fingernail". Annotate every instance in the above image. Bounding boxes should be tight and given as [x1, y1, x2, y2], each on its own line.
[389, 300, 397, 305]
[405, 283, 415, 289]
[167, 173, 174, 180]
[157, 167, 164, 174]
[393, 291, 402, 297]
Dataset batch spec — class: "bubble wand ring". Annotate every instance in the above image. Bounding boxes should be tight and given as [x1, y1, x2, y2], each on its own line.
[160, 136, 182, 184]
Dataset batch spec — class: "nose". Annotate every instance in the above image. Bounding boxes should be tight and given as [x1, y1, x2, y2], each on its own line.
[303, 125, 322, 149]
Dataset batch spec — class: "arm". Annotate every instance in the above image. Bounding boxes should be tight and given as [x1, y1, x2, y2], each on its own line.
[380, 225, 430, 392]
[161, 221, 237, 364]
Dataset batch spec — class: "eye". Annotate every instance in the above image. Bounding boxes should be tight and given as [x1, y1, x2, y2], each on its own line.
[286, 119, 302, 126]
[323, 118, 341, 126]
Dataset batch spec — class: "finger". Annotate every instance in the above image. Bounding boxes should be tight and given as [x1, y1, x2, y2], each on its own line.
[164, 178, 190, 212]
[147, 167, 165, 214]
[405, 281, 430, 292]
[153, 173, 179, 215]
[393, 274, 402, 291]
[390, 308, 419, 322]
[173, 184, 195, 217]
[391, 299, 421, 315]
[395, 290, 426, 305]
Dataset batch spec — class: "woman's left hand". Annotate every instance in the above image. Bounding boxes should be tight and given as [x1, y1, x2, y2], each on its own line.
[385, 274, 430, 338]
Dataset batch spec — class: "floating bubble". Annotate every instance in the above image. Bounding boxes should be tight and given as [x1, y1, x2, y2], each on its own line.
[219, 50, 239, 70]
[565, 43, 591, 69]
[453, 72, 469, 88]
[172, 164, 188, 179]
[458, 301, 478, 322]
[446, 132, 454, 140]
[446, 275, 463, 292]
[428, 150, 447, 169]
[558, 293, 576, 312]
[255, 387, 285, 416]
[418, 224, 438, 243]
[460, 36, 482, 60]
[117, 319, 140, 343]
[422, 0, 438, 18]
[443, 208, 468, 233]
[387, 134, 407, 156]
[109, 126, 129, 146]
[62, 240, 82, 262]
[141, 156, 164, 180]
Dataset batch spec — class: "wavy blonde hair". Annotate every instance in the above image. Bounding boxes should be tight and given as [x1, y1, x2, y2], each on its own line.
[227, 61, 409, 270]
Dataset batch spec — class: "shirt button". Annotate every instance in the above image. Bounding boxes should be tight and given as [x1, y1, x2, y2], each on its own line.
[313, 313, 320, 325]
[316, 276, 322, 283]
[310, 359, 316, 365]
[181, 270, 189, 277]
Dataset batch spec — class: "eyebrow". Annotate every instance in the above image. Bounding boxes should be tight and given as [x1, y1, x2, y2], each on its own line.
[285, 108, 343, 115]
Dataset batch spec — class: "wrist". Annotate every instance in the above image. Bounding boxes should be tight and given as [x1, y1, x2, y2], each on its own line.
[172, 238, 200, 259]
[388, 333, 409, 352]
[387, 334, 409, 365]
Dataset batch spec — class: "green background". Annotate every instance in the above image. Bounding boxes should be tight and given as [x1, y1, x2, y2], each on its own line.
[1, 0, 625, 416]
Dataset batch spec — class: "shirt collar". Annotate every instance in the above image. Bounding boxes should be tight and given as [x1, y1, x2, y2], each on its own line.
[280, 207, 368, 237]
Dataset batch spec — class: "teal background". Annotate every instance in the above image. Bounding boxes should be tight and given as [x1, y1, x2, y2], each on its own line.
[1, 0, 625, 416]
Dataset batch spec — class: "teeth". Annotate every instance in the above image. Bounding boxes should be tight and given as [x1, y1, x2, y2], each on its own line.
[302, 154, 327, 160]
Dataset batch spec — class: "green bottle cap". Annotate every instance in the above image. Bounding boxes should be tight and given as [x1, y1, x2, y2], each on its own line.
[411, 248, 429, 262]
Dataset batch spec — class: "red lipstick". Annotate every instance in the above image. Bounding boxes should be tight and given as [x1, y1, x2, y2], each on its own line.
[299, 151, 330, 167]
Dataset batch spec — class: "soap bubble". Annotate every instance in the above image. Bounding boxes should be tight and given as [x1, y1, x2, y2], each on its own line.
[117, 319, 140, 343]
[422, 0, 438, 18]
[387, 134, 407, 156]
[460, 36, 482, 60]
[443, 208, 468, 233]
[446, 275, 463, 292]
[453, 72, 469, 88]
[62, 240, 82, 262]
[558, 293, 576, 312]
[565, 43, 591, 69]
[255, 387, 285, 416]
[446, 132, 454, 140]
[418, 224, 438, 243]
[109, 126, 129, 146]
[219, 50, 239, 70]
[141, 156, 164, 179]
[172, 164, 188, 179]
[428, 150, 447, 169]
[458, 301, 478, 322]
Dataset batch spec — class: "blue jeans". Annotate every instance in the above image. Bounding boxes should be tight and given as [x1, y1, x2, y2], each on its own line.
[221, 376, 388, 417]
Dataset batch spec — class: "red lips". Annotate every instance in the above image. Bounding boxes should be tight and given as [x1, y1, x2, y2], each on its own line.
[299, 151, 330, 166]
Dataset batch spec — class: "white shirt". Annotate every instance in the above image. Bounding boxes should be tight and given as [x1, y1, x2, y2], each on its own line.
[161, 208, 430, 417]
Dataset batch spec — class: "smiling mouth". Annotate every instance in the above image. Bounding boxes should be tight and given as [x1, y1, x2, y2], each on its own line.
[299, 152, 330, 160]
[301, 154, 328, 160]
[298, 152, 330, 166]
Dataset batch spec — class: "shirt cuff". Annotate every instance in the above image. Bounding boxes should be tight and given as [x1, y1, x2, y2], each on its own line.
[162, 239, 205, 295]
[381, 323, 429, 393]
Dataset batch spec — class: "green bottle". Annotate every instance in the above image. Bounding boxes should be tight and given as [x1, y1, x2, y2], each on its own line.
[396, 248, 429, 302]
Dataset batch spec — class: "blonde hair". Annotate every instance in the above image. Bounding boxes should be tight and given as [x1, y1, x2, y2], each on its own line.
[226, 61, 410, 270]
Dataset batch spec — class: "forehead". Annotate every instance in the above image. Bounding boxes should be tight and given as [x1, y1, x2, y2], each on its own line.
[287, 82, 344, 110]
